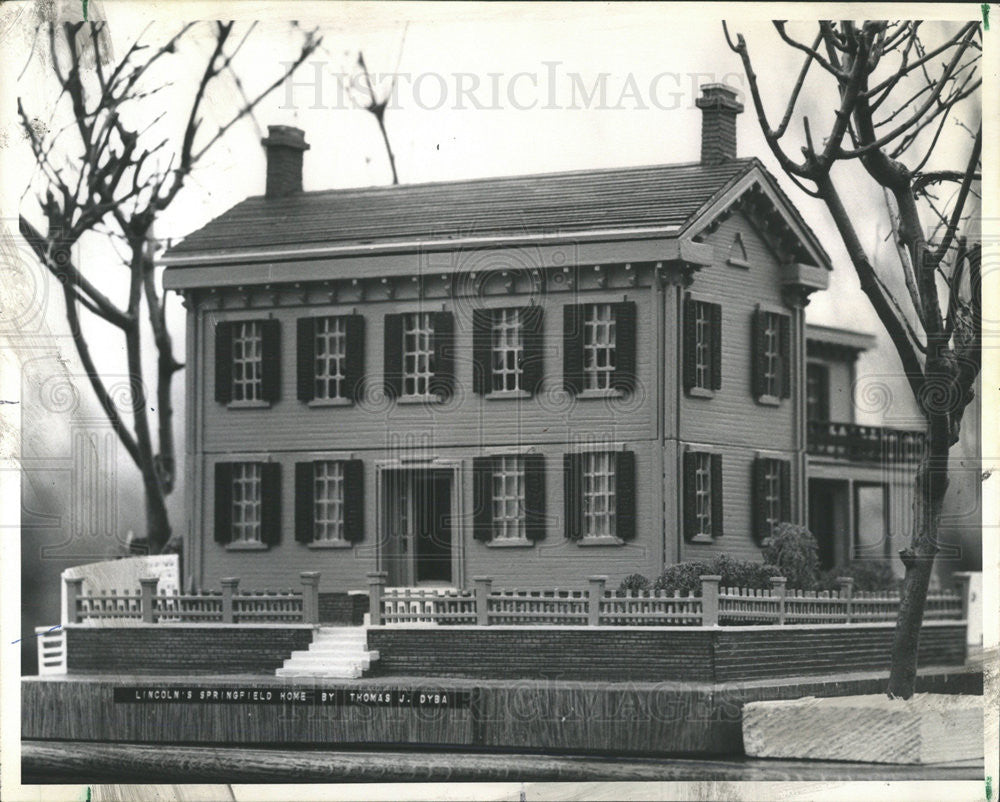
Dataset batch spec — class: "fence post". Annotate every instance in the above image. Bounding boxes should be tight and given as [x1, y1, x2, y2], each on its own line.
[139, 576, 159, 624]
[367, 572, 387, 626]
[473, 576, 493, 626]
[64, 577, 84, 625]
[700, 575, 721, 627]
[837, 576, 854, 624]
[770, 576, 787, 625]
[953, 571, 972, 622]
[300, 572, 320, 625]
[220, 577, 239, 624]
[588, 576, 607, 626]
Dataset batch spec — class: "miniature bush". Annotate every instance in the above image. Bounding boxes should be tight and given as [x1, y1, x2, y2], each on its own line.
[652, 556, 782, 595]
[761, 523, 820, 590]
[617, 573, 651, 595]
[819, 560, 901, 592]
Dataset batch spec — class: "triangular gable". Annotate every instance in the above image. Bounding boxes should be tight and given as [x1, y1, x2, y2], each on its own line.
[681, 163, 832, 271]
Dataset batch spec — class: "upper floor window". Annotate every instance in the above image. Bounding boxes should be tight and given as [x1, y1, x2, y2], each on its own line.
[295, 459, 365, 545]
[683, 295, 722, 394]
[384, 311, 455, 400]
[563, 302, 636, 396]
[473, 453, 546, 544]
[683, 450, 722, 541]
[297, 315, 365, 403]
[752, 457, 791, 543]
[564, 449, 636, 542]
[806, 362, 830, 421]
[214, 461, 281, 547]
[473, 307, 544, 397]
[752, 309, 791, 402]
[215, 319, 281, 405]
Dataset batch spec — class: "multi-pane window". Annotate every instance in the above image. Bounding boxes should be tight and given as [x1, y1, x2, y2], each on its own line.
[760, 459, 782, 539]
[313, 461, 345, 542]
[694, 302, 711, 390]
[492, 456, 526, 540]
[232, 321, 263, 402]
[231, 462, 262, 543]
[583, 451, 617, 538]
[583, 304, 616, 391]
[314, 317, 347, 401]
[753, 457, 790, 543]
[761, 313, 780, 398]
[693, 452, 713, 538]
[492, 309, 524, 392]
[806, 362, 829, 422]
[403, 313, 435, 397]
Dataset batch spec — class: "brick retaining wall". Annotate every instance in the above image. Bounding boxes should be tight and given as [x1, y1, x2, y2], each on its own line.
[65, 627, 314, 675]
[367, 623, 966, 681]
[318, 592, 368, 625]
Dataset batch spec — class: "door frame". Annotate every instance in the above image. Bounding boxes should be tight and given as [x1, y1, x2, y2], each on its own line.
[374, 458, 465, 588]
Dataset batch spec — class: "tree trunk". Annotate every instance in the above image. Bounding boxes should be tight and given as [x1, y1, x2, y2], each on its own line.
[142, 469, 173, 554]
[887, 417, 950, 698]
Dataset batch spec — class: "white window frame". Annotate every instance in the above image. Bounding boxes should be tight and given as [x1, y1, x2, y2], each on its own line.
[492, 455, 526, 541]
[314, 460, 346, 543]
[761, 458, 782, 540]
[232, 462, 262, 544]
[694, 301, 711, 391]
[491, 308, 524, 393]
[761, 311, 780, 398]
[232, 321, 263, 402]
[583, 304, 616, 392]
[402, 312, 435, 398]
[694, 452, 713, 539]
[583, 450, 616, 539]
[314, 317, 347, 401]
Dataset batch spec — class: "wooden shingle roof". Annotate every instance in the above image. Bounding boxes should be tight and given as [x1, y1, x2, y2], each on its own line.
[167, 158, 758, 258]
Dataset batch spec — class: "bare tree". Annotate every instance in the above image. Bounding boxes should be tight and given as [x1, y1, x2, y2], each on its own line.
[19, 21, 321, 553]
[724, 20, 981, 698]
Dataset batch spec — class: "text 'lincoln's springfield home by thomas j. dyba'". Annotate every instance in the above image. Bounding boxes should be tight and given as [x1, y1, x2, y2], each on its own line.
[160, 84, 924, 598]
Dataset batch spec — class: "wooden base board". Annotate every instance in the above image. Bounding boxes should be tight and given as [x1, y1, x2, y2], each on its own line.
[742, 693, 984, 764]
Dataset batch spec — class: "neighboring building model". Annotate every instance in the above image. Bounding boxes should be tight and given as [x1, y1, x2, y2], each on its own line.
[162, 84, 922, 593]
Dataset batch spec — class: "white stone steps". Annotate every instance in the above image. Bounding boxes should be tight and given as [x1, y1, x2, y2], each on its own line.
[277, 626, 378, 679]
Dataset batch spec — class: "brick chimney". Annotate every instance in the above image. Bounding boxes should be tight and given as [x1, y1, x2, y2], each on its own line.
[261, 125, 310, 198]
[695, 84, 744, 164]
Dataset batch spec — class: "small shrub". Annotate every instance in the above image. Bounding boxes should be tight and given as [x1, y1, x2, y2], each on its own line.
[819, 560, 900, 592]
[652, 556, 781, 595]
[617, 573, 651, 595]
[762, 523, 820, 590]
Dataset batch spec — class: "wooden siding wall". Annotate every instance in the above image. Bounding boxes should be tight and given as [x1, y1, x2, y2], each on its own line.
[675, 215, 802, 563]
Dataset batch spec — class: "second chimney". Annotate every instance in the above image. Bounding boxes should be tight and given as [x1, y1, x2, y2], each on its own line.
[262, 125, 310, 198]
[695, 84, 744, 164]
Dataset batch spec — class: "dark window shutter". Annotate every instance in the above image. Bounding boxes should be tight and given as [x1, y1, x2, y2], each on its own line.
[752, 458, 769, 543]
[472, 309, 492, 396]
[524, 452, 546, 541]
[296, 317, 315, 402]
[520, 306, 544, 396]
[612, 301, 637, 393]
[682, 295, 697, 392]
[710, 302, 723, 390]
[260, 319, 281, 403]
[294, 462, 314, 543]
[752, 309, 767, 397]
[261, 462, 282, 547]
[343, 459, 365, 543]
[710, 453, 724, 538]
[683, 451, 698, 541]
[778, 314, 792, 398]
[214, 462, 233, 543]
[344, 314, 365, 402]
[562, 305, 584, 395]
[430, 311, 455, 398]
[779, 459, 792, 524]
[472, 456, 494, 542]
[564, 453, 584, 540]
[383, 314, 404, 399]
[214, 322, 233, 404]
[615, 450, 636, 541]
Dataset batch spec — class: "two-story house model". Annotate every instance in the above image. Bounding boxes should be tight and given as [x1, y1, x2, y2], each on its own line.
[162, 84, 922, 596]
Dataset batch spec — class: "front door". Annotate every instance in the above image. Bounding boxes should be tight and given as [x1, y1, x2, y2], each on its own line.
[384, 468, 453, 586]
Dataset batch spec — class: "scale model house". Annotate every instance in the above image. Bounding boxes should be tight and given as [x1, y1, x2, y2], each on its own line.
[162, 84, 923, 594]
